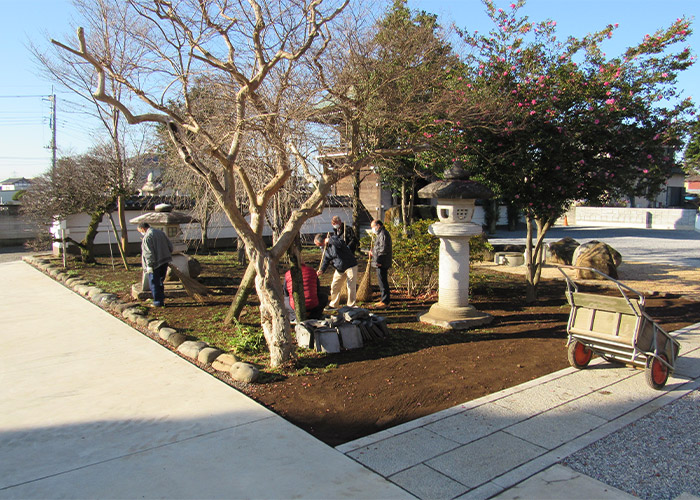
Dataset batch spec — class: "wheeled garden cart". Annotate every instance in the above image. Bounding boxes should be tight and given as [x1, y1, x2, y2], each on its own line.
[557, 265, 680, 390]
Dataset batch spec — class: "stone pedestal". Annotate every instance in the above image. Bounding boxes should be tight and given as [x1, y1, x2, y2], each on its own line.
[418, 221, 493, 330]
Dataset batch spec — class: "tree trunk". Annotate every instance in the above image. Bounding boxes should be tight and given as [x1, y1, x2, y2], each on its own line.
[352, 169, 361, 237]
[107, 212, 130, 270]
[224, 260, 256, 325]
[406, 175, 416, 227]
[80, 210, 104, 263]
[200, 207, 210, 250]
[118, 194, 129, 256]
[524, 214, 553, 303]
[287, 235, 307, 322]
[252, 249, 295, 367]
[237, 236, 247, 265]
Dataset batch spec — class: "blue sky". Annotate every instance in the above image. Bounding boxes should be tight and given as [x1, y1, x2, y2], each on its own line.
[1, 0, 698, 181]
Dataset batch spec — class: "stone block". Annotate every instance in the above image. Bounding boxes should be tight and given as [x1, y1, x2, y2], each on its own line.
[167, 332, 187, 348]
[87, 287, 104, 299]
[148, 319, 168, 332]
[177, 340, 208, 358]
[230, 362, 260, 383]
[198, 347, 223, 364]
[135, 315, 151, 327]
[159, 327, 177, 341]
[337, 323, 363, 350]
[315, 328, 340, 353]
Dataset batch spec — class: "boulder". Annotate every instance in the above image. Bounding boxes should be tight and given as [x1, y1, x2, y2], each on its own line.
[178, 340, 208, 358]
[167, 332, 187, 348]
[547, 237, 580, 265]
[212, 353, 240, 372]
[148, 319, 169, 332]
[230, 362, 260, 383]
[572, 240, 622, 268]
[574, 242, 620, 279]
[159, 327, 178, 341]
[198, 347, 223, 365]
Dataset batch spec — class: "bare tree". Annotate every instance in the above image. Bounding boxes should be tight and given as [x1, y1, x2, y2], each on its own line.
[32, 0, 152, 259]
[51, 0, 403, 367]
[22, 145, 132, 263]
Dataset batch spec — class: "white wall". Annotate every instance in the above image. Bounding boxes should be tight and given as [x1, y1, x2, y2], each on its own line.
[575, 206, 697, 229]
[51, 206, 354, 255]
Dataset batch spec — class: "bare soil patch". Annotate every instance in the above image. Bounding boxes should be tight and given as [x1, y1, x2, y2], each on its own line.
[60, 253, 700, 447]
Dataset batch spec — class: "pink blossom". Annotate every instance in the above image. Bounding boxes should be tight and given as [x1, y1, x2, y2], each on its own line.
[605, 99, 615, 105]
[643, 169, 649, 173]
[530, 110, 536, 115]
[594, 119, 600, 124]
[662, 73, 668, 77]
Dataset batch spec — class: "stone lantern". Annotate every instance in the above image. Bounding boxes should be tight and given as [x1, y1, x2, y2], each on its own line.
[129, 203, 198, 298]
[417, 161, 494, 329]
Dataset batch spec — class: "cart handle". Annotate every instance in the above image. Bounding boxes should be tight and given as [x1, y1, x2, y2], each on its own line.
[555, 264, 645, 307]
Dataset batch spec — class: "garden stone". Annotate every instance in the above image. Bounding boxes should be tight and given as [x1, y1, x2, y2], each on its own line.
[87, 287, 104, 299]
[295, 323, 314, 349]
[212, 353, 239, 371]
[159, 327, 178, 341]
[547, 237, 580, 265]
[55, 273, 69, 282]
[113, 302, 140, 314]
[135, 315, 151, 327]
[94, 293, 118, 306]
[198, 347, 222, 364]
[148, 319, 168, 332]
[573, 240, 622, 268]
[122, 307, 142, 321]
[178, 340, 208, 358]
[75, 284, 92, 296]
[230, 362, 259, 383]
[167, 332, 187, 348]
[574, 242, 620, 280]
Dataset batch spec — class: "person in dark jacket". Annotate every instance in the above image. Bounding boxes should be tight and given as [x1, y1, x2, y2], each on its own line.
[369, 219, 392, 307]
[314, 233, 358, 308]
[283, 263, 328, 321]
[331, 215, 358, 253]
[137, 222, 173, 307]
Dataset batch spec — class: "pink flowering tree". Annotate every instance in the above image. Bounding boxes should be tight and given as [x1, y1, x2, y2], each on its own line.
[430, 0, 696, 301]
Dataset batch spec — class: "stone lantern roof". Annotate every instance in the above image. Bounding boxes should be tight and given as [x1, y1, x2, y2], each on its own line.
[418, 161, 493, 200]
[129, 203, 197, 225]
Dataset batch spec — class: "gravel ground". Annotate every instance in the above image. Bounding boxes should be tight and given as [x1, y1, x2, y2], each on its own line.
[562, 389, 700, 500]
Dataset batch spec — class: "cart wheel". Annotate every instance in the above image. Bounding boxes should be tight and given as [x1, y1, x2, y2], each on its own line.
[645, 353, 670, 390]
[568, 341, 592, 369]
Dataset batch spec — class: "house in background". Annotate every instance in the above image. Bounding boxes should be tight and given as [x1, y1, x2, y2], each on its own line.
[0, 177, 32, 205]
[331, 164, 393, 224]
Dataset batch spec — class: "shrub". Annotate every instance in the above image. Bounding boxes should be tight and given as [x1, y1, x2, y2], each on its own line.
[387, 219, 494, 298]
[387, 220, 440, 297]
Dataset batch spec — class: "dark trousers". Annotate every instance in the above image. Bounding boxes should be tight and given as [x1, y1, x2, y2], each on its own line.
[376, 267, 390, 304]
[149, 264, 168, 306]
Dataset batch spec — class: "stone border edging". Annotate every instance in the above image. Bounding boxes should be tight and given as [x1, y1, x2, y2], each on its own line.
[21, 255, 260, 384]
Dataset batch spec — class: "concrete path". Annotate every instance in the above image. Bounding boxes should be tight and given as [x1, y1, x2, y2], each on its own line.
[3, 258, 700, 499]
[0, 261, 408, 499]
[489, 225, 700, 267]
[337, 326, 700, 499]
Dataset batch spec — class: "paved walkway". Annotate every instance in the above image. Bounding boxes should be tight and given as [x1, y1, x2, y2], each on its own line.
[2, 259, 700, 499]
[0, 261, 407, 499]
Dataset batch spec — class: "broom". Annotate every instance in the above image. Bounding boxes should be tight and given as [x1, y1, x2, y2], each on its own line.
[168, 263, 211, 303]
[356, 255, 373, 302]
[357, 231, 374, 303]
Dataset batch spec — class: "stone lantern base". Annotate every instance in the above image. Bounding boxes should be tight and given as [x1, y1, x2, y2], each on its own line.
[419, 303, 493, 330]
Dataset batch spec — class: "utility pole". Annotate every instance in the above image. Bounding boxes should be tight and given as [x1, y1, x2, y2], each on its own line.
[49, 93, 57, 174]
